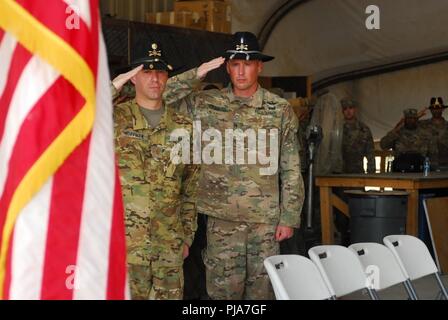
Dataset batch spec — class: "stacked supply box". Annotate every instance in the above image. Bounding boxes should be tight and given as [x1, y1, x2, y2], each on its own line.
[174, 0, 231, 33]
[145, 11, 205, 30]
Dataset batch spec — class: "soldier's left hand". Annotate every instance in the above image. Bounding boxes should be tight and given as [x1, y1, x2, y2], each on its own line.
[197, 57, 226, 79]
[275, 226, 294, 242]
[182, 244, 190, 259]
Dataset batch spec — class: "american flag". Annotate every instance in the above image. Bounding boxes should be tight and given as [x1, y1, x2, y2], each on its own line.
[0, 0, 129, 299]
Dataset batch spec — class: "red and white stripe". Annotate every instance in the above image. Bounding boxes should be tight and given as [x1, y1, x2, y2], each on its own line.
[0, 0, 128, 300]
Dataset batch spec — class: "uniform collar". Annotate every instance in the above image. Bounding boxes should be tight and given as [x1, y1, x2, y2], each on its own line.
[226, 84, 264, 108]
[344, 118, 360, 128]
[129, 99, 168, 131]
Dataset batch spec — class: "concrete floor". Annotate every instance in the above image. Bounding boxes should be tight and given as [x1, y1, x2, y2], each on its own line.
[343, 274, 448, 300]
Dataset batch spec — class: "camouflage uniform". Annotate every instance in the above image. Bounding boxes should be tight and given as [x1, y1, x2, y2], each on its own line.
[113, 70, 201, 300]
[174, 83, 304, 299]
[420, 119, 448, 169]
[379, 125, 436, 160]
[342, 120, 375, 174]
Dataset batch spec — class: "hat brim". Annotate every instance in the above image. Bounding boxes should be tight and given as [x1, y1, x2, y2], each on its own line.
[130, 58, 173, 72]
[223, 51, 274, 62]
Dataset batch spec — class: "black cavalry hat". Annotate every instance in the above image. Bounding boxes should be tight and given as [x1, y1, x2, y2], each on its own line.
[129, 42, 174, 73]
[223, 31, 274, 62]
[429, 97, 446, 110]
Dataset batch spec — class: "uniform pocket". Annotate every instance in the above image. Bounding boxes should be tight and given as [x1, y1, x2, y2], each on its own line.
[152, 248, 183, 268]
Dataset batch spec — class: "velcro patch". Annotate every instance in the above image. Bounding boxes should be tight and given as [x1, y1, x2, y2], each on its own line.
[124, 130, 144, 140]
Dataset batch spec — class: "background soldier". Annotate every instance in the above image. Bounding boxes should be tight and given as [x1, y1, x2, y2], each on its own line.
[334, 98, 376, 245]
[420, 97, 448, 170]
[340, 98, 376, 174]
[112, 42, 222, 299]
[380, 108, 437, 170]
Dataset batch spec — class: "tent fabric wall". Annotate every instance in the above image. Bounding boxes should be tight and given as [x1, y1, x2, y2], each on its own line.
[233, 0, 448, 81]
[324, 60, 448, 140]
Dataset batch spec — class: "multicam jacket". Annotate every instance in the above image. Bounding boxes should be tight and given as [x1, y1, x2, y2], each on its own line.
[342, 119, 376, 174]
[380, 125, 437, 163]
[113, 70, 201, 266]
[179, 83, 305, 228]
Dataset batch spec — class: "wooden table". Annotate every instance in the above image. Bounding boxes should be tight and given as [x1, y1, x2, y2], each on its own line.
[315, 172, 448, 244]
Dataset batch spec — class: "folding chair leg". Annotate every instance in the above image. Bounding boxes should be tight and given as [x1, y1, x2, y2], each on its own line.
[404, 279, 419, 300]
[403, 280, 418, 300]
[434, 273, 448, 300]
[367, 288, 380, 300]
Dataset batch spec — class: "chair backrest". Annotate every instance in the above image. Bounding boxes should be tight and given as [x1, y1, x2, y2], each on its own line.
[383, 235, 438, 281]
[264, 255, 333, 300]
[349, 242, 408, 290]
[308, 245, 375, 298]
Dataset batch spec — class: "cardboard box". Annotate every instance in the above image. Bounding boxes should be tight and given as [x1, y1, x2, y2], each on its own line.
[174, 0, 231, 33]
[145, 11, 205, 30]
[207, 14, 230, 33]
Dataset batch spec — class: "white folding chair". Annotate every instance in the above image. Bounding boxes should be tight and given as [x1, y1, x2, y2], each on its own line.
[308, 245, 379, 299]
[264, 255, 334, 300]
[349, 242, 417, 299]
[383, 234, 448, 300]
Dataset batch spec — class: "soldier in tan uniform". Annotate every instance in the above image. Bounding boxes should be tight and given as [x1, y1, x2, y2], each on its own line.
[340, 98, 376, 174]
[112, 42, 224, 299]
[334, 98, 376, 245]
[380, 108, 437, 170]
[169, 32, 305, 299]
[419, 97, 448, 170]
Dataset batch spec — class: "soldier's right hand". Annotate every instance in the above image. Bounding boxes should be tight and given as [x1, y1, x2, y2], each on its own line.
[197, 57, 225, 79]
[111, 64, 143, 92]
[182, 244, 190, 259]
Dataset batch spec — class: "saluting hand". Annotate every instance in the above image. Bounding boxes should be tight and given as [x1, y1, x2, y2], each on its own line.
[112, 64, 144, 92]
[197, 57, 226, 79]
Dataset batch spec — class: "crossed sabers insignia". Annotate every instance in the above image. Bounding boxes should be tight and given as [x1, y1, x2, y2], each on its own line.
[236, 44, 248, 51]
[148, 43, 162, 57]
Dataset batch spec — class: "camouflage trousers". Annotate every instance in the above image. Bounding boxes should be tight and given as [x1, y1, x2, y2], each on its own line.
[203, 217, 279, 300]
[128, 263, 184, 300]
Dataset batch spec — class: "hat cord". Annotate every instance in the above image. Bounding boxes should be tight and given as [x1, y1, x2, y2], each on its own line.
[227, 50, 261, 61]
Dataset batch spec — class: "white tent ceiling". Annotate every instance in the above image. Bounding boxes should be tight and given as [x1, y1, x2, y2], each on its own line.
[233, 0, 448, 81]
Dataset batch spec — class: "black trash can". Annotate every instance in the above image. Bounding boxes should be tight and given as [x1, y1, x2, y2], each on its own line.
[345, 190, 408, 244]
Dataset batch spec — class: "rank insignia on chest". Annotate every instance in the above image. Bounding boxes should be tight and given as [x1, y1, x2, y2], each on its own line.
[266, 103, 277, 110]
[124, 130, 144, 140]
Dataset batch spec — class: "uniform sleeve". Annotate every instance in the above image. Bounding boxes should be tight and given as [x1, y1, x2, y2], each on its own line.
[279, 104, 305, 228]
[380, 130, 399, 150]
[163, 68, 202, 105]
[364, 127, 376, 173]
[177, 117, 201, 247]
[180, 163, 200, 247]
[110, 82, 119, 100]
